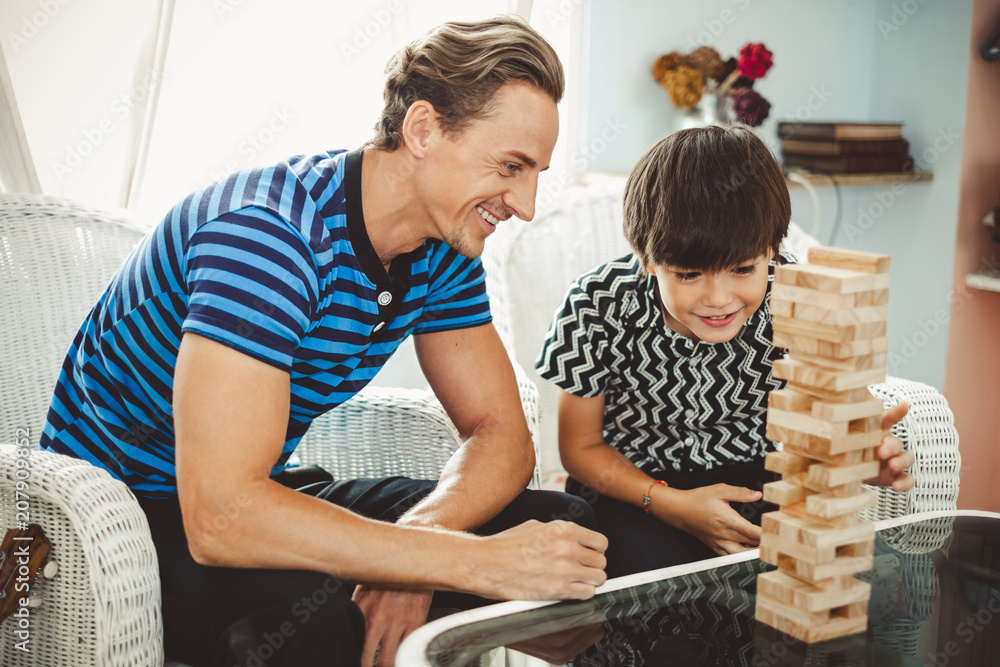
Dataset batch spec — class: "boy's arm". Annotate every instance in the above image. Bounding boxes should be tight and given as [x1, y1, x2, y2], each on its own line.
[558, 389, 763, 556]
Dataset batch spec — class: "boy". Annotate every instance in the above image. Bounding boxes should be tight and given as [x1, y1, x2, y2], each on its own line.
[536, 125, 913, 577]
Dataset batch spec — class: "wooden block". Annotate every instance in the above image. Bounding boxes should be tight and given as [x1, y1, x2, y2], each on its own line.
[808, 246, 891, 274]
[768, 406, 847, 439]
[757, 570, 871, 613]
[806, 488, 877, 518]
[763, 479, 812, 506]
[773, 359, 887, 392]
[770, 296, 793, 317]
[772, 316, 887, 343]
[762, 512, 874, 550]
[783, 444, 869, 466]
[786, 382, 873, 404]
[849, 415, 882, 434]
[769, 389, 815, 412]
[761, 544, 874, 580]
[771, 284, 856, 310]
[755, 597, 868, 643]
[789, 351, 887, 372]
[802, 479, 866, 498]
[792, 304, 888, 327]
[781, 501, 864, 528]
[855, 288, 889, 306]
[806, 461, 879, 489]
[774, 332, 890, 360]
[811, 397, 885, 422]
[767, 423, 881, 456]
[774, 264, 882, 294]
[765, 450, 811, 476]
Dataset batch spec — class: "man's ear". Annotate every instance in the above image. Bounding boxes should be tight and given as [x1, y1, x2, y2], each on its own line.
[400, 100, 440, 159]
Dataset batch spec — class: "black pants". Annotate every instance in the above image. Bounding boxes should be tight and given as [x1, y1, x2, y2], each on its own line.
[138, 468, 598, 667]
[567, 460, 778, 578]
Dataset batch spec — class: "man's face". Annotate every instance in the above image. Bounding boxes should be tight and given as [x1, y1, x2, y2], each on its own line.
[647, 253, 772, 344]
[417, 81, 559, 258]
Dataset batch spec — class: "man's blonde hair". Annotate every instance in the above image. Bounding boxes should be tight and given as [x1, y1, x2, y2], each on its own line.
[370, 16, 564, 150]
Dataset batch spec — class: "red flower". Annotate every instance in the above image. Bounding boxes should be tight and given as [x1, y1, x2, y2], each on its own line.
[737, 43, 773, 80]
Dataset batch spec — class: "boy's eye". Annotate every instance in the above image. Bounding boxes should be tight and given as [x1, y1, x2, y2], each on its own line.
[733, 265, 756, 276]
[675, 271, 701, 281]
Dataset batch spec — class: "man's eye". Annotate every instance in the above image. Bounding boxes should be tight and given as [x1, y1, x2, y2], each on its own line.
[505, 163, 520, 174]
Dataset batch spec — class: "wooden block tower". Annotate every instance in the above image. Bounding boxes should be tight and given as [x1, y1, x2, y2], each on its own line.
[754, 246, 891, 643]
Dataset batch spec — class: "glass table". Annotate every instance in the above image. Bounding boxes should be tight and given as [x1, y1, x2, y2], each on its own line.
[399, 511, 1000, 666]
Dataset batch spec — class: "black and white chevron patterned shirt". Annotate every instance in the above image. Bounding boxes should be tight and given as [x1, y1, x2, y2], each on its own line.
[536, 254, 788, 476]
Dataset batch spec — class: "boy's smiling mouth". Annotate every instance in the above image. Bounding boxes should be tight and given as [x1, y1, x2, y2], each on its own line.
[697, 311, 739, 327]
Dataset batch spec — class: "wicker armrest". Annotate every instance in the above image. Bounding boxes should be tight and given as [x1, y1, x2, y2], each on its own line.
[0, 445, 162, 666]
[861, 377, 961, 531]
[296, 359, 542, 488]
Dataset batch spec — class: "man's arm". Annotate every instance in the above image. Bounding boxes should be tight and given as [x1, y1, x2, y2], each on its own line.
[353, 322, 599, 666]
[173, 331, 605, 592]
[401, 322, 535, 530]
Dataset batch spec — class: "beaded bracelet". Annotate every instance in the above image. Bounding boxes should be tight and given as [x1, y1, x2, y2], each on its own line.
[642, 479, 668, 514]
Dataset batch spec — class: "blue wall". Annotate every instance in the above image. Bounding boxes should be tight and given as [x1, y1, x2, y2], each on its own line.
[582, 0, 972, 389]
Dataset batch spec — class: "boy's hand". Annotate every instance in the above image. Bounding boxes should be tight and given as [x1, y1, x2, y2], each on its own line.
[866, 402, 915, 492]
[654, 484, 763, 556]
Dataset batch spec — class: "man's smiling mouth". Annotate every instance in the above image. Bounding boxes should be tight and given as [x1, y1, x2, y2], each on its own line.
[476, 205, 501, 226]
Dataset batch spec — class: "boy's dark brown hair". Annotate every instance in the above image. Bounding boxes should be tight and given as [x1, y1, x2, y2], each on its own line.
[623, 125, 791, 273]
[370, 16, 564, 151]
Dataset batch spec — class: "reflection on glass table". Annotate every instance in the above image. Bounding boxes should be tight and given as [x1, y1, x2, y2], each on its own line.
[399, 511, 1000, 667]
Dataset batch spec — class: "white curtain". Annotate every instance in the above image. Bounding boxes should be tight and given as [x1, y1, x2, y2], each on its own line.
[0, 0, 587, 222]
[0, 37, 40, 194]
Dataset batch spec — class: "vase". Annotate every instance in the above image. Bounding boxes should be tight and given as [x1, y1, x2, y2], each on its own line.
[673, 95, 732, 133]
[702, 94, 733, 125]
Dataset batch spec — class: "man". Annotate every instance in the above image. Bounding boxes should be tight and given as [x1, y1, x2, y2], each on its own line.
[41, 16, 607, 667]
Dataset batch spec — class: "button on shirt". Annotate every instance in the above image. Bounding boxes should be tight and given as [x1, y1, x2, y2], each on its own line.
[536, 254, 788, 475]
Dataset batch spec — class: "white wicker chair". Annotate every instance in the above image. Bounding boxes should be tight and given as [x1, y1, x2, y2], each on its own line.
[481, 179, 961, 523]
[0, 192, 540, 665]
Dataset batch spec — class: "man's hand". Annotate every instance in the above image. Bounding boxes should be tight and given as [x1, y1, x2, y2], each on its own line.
[477, 520, 607, 600]
[353, 587, 432, 667]
[867, 402, 915, 492]
[654, 485, 763, 556]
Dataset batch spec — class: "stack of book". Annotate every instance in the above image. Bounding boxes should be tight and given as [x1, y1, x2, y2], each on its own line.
[777, 122, 914, 174]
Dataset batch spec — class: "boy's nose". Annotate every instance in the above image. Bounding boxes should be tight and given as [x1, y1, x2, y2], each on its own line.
[702, 278, 732, 309]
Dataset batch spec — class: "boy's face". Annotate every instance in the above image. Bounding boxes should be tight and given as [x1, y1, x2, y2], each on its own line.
[647, 253, 772, 344]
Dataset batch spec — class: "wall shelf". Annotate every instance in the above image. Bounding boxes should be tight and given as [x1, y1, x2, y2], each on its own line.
[784, 170, 933, 188]
[966, 270, 1000, 293]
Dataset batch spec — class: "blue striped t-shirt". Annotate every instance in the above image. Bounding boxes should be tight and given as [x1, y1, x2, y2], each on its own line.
[40, 149, 492, 498]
